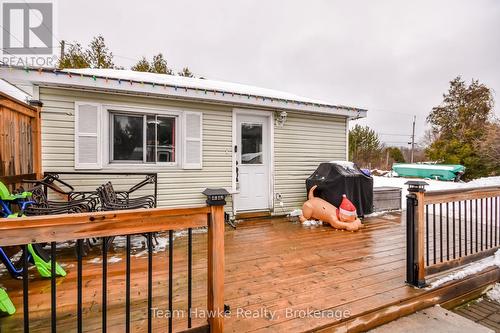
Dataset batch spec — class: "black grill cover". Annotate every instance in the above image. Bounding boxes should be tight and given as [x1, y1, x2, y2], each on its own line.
[305, 162, 373, 216]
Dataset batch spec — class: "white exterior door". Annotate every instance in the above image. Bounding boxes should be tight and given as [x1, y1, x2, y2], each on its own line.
[234, 114, 270, 212]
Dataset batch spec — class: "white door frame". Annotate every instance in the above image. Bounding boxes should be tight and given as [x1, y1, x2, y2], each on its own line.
[232, 108, 274, 212]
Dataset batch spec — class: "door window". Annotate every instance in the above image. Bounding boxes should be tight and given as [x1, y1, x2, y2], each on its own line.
[241, 123, 263, 164]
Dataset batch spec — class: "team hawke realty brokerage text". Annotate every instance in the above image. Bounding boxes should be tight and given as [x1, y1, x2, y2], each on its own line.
[152, 307, 351, 321]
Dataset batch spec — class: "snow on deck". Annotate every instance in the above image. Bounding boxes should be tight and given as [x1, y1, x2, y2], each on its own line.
[427, 250, 500, 289]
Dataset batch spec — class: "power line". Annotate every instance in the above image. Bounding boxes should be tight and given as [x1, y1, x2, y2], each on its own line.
[21, 0, 62, 44]
[0, 23, 23, 47]
[354, 107, 417, 117]
[378, 133, 412, 137]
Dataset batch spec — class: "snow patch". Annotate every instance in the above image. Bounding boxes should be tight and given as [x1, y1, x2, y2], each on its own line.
[330, 160, 357, 170]
[87, 257, 102, 264]
[288, 209, 302, 217]
[427, 250, 500, 289]
[302, 219, 323, 226]
[87, 256, 123, 264]
[466, 176, 500, 188]
[365, 210, 401, 218]
[108, 256, 122, 264]
[486, 283, 500, 303]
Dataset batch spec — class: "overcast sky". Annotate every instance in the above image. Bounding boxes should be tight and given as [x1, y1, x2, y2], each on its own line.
[56, 0, 500, 146]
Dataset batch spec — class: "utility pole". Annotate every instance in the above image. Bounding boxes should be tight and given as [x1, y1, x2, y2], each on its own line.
[60, 40, 65, 61]
[409, 115, 416, 163]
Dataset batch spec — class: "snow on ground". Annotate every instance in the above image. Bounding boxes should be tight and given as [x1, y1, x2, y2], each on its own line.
[373, 175, 500, 210]
[427, 249, 500, 289]
[287, 175, 500, 221]
[374, 176, 459, 210]
[486, 283, 500, 303]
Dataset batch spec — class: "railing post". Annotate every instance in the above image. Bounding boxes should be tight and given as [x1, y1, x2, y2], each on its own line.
[405, 181, 427, 288]
[203, 188, 228, 333]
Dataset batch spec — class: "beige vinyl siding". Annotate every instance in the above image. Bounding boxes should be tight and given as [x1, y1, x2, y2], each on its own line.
[274, 111, 347, 213]
[39, 86, 348, 213]
[39, 87, 232, 208]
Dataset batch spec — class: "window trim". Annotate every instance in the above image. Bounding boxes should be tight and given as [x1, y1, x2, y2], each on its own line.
[103, 104, 181, 168]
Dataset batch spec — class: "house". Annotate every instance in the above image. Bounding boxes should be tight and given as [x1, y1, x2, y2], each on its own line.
[0, 66, 367, 215]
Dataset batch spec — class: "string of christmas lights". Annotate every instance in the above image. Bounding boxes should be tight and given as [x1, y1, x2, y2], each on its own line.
[7, 64, 363, 112]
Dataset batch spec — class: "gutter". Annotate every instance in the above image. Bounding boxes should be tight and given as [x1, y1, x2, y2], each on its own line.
[0, 66, 368, 118]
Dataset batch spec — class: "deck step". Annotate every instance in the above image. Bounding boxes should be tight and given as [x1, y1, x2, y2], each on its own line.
[235, 210, 271, 220]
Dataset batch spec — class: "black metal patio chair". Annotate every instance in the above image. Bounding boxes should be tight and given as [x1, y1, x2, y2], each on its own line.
[96, 178, 157, 251]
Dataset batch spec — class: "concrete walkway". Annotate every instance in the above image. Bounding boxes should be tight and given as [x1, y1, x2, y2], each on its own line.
[369, 306, 493, 333]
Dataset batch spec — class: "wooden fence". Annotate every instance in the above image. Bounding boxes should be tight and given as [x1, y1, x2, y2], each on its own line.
[0, 204, 225, 333]
[0, 93, 42, 189]
[406, 182, 500, 287]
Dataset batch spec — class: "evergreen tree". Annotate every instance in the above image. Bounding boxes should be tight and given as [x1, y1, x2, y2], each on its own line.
[178, 67, 194, 77]
[86, 35, 114, 69]
[151, 53, 173, 74]
[386, 147, 405, 163]
[131, 57, 151, 72]
[131, 53, 174, 74]
[58, 43, 90, 69]
[475, 121, 500, 175]
[426, 76, 495, 179]
[349, 125, 383, 168]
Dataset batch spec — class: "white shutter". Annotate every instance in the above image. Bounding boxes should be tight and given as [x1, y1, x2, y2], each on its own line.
[183, 112, 203, 169]
[74, 102, 102, 169]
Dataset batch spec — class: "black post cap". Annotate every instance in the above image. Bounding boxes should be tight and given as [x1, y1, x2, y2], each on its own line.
[405, 180, 428, 193]
[202, 188, 229, 206]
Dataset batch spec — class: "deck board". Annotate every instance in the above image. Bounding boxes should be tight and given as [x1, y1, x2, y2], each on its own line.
[0, 212, 495, 332]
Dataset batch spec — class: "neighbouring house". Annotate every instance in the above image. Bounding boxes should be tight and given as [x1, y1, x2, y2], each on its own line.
[0, 66, 367, 216]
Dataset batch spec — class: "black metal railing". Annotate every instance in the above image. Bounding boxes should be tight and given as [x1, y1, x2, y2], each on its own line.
[406, 182, 500, 287]
[0, 203, 226, 333]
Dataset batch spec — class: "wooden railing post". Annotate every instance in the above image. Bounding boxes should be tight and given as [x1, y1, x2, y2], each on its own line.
[203, 188, 228, 333]
[405, 181, 427, 288]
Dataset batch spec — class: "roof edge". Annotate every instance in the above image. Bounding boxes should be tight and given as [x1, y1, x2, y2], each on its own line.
[0, 65, 368, 118]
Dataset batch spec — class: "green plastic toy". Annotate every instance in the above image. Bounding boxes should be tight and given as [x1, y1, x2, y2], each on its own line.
[0, 289, 15, 315]
[27, 244, 66, 278]
[0, 181, 32, 201]
[0, 181, 66, 278]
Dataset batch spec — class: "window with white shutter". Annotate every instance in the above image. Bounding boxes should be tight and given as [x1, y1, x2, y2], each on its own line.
[183, 112, 203, 169]
[74, 102, 102, 169]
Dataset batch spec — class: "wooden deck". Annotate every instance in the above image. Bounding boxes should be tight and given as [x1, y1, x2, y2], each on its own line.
[0, 212, 498, 332]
